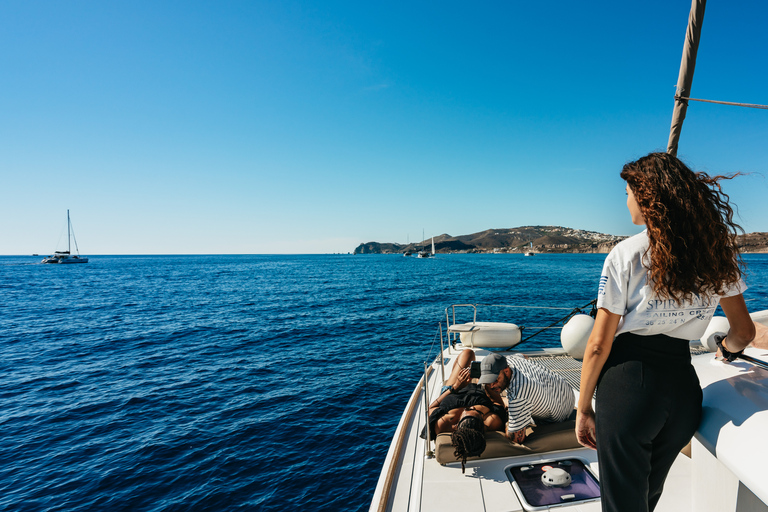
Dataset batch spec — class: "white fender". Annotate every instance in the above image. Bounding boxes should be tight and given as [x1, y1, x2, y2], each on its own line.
[701, 316, 731, 352]
[700, 309, 768, 352]
[456, 322, 522, 348]
[560, 314, 594, 360]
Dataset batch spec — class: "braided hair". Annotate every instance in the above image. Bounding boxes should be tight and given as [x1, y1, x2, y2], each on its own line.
[451, 416, 486, 473]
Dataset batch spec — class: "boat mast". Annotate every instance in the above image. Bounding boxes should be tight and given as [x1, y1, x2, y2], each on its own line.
[667, 0, 707, 156]
[67, 209, 71, 254]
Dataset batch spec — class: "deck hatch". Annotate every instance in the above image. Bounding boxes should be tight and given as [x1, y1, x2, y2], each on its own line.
[505, 458, 600, 510]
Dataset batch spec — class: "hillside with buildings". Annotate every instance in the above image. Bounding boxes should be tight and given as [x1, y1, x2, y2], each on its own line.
[353, 226, 768, 255]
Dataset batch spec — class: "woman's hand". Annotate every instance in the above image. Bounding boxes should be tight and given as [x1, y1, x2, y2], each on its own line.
[576, 308, 619, 451]
[576, 408, 597, 450]
[454, 367, 471, 390]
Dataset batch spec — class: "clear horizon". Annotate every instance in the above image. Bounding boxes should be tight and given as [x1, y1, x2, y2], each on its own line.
[6, 223, 768, 257]
[2, 1, 767, 255]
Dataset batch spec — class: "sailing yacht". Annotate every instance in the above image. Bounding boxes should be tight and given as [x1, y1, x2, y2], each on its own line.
[418, 236, 435, 258]
[42, 210, 89, 264]
[524, 242, 535, 256]
[371, 1, 768, 511]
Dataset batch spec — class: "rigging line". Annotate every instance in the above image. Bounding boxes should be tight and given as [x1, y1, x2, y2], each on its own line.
[71, 225, 81, 254]
[425, 324, 442, 366]
[520, 299, 597, 343]
[473, 304, 580, 311]
[675, 95, 768, 110]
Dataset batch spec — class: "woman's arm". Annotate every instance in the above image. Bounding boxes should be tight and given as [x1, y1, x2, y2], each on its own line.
[719, 294, 756, 353]
[428, 367, 471, 413]
[576, 308, 621, 449]
[428, 387, 453, 414]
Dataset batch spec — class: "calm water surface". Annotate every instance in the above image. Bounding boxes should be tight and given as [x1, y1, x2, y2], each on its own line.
[2, 254, 767, 511]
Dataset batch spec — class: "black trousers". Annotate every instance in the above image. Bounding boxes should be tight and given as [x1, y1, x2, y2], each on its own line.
[595, 332, 702, 512]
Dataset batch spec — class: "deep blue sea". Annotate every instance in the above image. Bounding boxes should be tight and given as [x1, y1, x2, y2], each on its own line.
[2, 253, 768, 511]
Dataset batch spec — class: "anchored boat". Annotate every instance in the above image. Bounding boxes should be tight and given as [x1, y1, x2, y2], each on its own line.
[524, 243, 535, 257]
[42, 210, 89, 264]
[418, 235, 435, 258]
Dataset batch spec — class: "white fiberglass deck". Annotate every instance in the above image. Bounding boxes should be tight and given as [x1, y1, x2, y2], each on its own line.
[371, 346, 703, 512]
[372, 343, 768, 512]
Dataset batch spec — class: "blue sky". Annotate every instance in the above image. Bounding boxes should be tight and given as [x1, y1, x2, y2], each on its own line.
[2, 1, 767, 255]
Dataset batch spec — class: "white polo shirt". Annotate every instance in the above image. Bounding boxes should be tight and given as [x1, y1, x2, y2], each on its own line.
[597, 230, 745, 341]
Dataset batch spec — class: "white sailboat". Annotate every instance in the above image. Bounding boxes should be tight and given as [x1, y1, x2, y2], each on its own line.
[524, 242, 535, 256]
[42, 210, 89, 264]
[371, 1, 768, 511]
[418, 232, 435, 258]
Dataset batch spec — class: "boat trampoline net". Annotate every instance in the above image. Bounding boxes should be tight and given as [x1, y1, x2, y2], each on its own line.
[528, 355, 584, 392]
[529, 345, 711, 393]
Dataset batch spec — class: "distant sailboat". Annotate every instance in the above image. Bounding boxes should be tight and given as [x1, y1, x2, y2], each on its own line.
[524, 242, 535, 256]
[417, 232, 434, 258]
[403, 234, 412, 256]
[42, 210, 89, 264]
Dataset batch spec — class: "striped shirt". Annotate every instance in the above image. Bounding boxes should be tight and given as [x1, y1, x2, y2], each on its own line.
[506, 354, 575, 433]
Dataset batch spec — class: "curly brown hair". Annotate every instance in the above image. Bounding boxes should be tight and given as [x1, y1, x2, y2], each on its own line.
[620, 152, 744, 304]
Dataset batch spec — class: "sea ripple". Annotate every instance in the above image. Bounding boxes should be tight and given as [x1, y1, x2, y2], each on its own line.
[1, 253, 766, 511]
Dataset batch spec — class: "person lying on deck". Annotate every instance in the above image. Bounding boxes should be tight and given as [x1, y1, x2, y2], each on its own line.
[425, 351, 576, 471]
[427, 350, 509, 438]
[425, 350, 509, 472]
[501, 353, 575, 444]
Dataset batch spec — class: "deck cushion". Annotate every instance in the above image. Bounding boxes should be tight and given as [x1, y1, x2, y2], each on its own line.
[434, 419, 581, 465]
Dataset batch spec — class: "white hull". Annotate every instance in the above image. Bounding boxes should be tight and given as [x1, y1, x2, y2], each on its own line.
[42, 256, 89, 264]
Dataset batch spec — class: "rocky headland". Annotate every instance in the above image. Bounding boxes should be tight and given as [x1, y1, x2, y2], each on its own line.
[353, 226, 768, 255]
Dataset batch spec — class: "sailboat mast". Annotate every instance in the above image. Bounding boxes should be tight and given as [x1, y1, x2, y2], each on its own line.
[67, 209, 71, 254]
[667, 0, 707, 156]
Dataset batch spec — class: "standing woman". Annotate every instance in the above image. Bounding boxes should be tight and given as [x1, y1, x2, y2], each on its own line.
[576, 152, 755, 512]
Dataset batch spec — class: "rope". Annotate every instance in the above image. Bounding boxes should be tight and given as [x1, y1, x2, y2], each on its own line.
[519, 299, 597, 344]
[676, 95, 768, 110]
[426, 324, 442, 364]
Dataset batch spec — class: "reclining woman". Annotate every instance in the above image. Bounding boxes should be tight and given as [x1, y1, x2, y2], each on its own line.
[425, 350, 510, 472]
